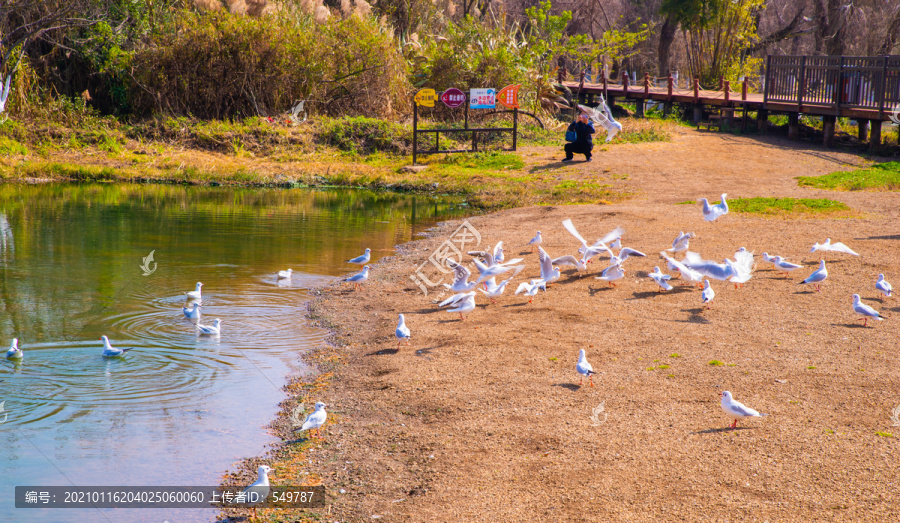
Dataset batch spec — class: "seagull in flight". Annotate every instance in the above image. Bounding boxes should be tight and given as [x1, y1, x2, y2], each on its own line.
[515, 280, 544, 304]
[720, 391, 767, 428]
[477, 276, 516, 304]
[659, 251, 704, 286]
[668, 231, 695, 253]
[648, 266, 673, 292]
[446, 292, 476, 320]
[810, 238, 858, 257]
[444, 260, 477, 293]
[699, 194, 728, 222]
[537, 247, 561, 285]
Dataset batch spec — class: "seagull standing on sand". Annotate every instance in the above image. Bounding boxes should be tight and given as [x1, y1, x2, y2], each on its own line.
[6, 338, 22, 360]
[799, 260, 828, 292]
[810, 238, 859, 257]
[298, 402, 328, 438]
[648, 266, 673, 292]
[515, 281, 544, 304]
[700, 194, 728, 222]
[345, 265, 370, 290]
[185, 282, 203, 301]
[668, 231, 695, 253]
[183, 302, 201, 319]
[701, 280, 715, 308]
[196, 318, 222, 336]
[760, 252, 776, 266]
[395, 314, 410, 347]
[851, 294, 883, 326]
[720, 391, 767, 428]
[772, 256, 803, 277]
[447, 293, 476, 320]
[527, 231, 543, 253]
[875, 274, 892, 300]
[240, 465, 273, 517]
[596, 262, 625, 287]
[576, 349, 597, 387]
[277, 268, 293, 280]
[101, 336, 133, 357]
[347, 248, 371, 265]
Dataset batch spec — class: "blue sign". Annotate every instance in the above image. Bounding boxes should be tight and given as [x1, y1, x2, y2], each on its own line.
[469, 88, 496, 109]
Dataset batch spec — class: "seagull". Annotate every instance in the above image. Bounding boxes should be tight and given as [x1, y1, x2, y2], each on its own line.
[875, 274, 892, 300]
[515, 280, 544, 303]
[720, 391, 767, 428]
[576, 349, 597, 387]
[772, 256, 803, 277]
[760, 252, 777, 266]
[447, 292, 476, 320]
[183, 302, 201, 319]
[345, 265, 370, 290]
[659, 251, 704, 286]
[682, 252, 736, 281]
[438, 291, 476, 308]
[185, 282, 203, 301]
[798, 260, 828, 292]
[395, 314, 410, 347]
[851, 294, 883, 326]
[196, 318, 222, 335]
[537, 247, 561, 285]
[444, 261, 477, 293]
[700, 193, 728, 222]
[472, 257, 525, 285]
[648, 266, 673, 292]
[347, 248, 371, 265]
[493, 241, 505, 264]
[701, 280, 715, 308]
[729, 248, 754, 288]
[5, 338, 22, 360]
[562, 219, 622, 261]
[810, 238, 859, 256]
[595, 262, 625, 287]
[277, 268, 293, 280]
[527, 231, 542, 252]
[579, 100, 621, 142]
[101, 335, 133, 357]
[240, 465, 273, 516]
[551, 254, 588, 272]
[467, 248, 522, 270]
[477, 276, 515, 304]
[668, 231, 695, 253]
[298, 402, 328, 438]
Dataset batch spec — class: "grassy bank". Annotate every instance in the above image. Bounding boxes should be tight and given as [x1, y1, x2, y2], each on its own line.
[0, 114, 670, 209]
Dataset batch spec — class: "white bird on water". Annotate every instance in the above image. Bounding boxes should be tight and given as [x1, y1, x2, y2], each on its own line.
[668, 231, 695, 253]
[185, 282, 203, 301]
[701, 280, 715, 308]
[799, 260, 828, 292]
[810, 238, 859, 256]
[196, 318, 222, 336]
[277, 268, 293, 280]
[345, 265, 370, 290]
[447, 292, 476, 320]
[347, 248, 371, 265]
[6, 338, 22, 360]
[101, 336, 133, 357]
[720, 391, 767, 428]
[395, 314, 410, 347]
[576, 349, 597, 387]
[851, 294, 884, 327]
[699, 194, 728, 222]
[298, 402, 328, 438]
[875, 274, 892, 300]
[527, 231, 543, 252]
[648, 266, 673, 292]
[772, 256, 803, 277]
[183, 302, 201, 319]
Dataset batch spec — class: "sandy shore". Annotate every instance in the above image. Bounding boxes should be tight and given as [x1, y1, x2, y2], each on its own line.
[247, 129, 899, 521]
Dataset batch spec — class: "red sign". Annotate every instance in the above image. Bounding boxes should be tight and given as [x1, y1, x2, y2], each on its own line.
[440, 88, 466, 108]
[496, 84, 521, 109]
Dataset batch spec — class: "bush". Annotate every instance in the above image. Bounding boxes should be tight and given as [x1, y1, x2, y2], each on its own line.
[317, 116, 411, 154]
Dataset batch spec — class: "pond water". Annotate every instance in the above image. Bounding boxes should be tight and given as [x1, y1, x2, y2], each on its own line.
[0, 183, 466, 522]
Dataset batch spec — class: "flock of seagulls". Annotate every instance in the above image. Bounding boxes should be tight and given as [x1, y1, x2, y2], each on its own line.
[369, 192, 893, 428]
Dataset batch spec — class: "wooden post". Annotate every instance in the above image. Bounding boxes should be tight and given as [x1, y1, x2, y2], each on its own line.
[412, 99, 418, 165]
[636, 99, 645, 118]
[601, 68, 608, 93]
[644, 72, 650, 95]
[693, 78, 699, 101]
[798, 55, 807, 109]
[764, 55, 772, 105]
[870, 120, 883, 151]
[512, 108, 518, 151]
[756, 109, 768, 134]
[667, 76, 673, 99]
[622, 73, 629, 94]
[693, 105, 702, 125]
[742, 77, 748, 101]
[788, 113, 799, 140]
[878, 55, 889, 119]
[857, 119, 869, 142]
[724, 80, 731, 102]
[718, 76, 724, 91]
[822, 115, 836, 147]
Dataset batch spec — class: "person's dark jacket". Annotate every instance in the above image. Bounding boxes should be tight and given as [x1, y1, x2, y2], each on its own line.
[567, 120, 596, 147]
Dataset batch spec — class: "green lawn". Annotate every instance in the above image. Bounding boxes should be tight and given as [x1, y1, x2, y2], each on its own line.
[796, 162, 900, 191]
[728, 197, 850, 215]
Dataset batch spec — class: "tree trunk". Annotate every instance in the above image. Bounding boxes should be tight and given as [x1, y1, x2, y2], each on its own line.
[814, 0, 852, 56]
[657, 14, 677, 76]
[878, 7, 900, 55]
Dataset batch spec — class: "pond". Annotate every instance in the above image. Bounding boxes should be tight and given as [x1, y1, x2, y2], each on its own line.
[0, 183, 466, 522]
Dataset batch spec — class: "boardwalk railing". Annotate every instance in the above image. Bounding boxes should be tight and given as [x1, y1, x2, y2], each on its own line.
[765, 55, 900, 116]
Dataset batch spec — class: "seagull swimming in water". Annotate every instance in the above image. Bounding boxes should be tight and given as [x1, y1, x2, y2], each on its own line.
[720, 390, 767, 428]
[699, 194, 728, 222]
[101, 335, 133, 357]
[347, 248, 371, 265]
[5, 338, 22, 360]
[183, 302, 201, 319]
[196, 318, 222, 336]
[395, 314, 410, 347]
[277, 268, 293, 280]
[185, 282, 203, 301]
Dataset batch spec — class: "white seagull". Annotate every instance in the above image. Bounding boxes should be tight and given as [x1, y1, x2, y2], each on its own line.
[576, 349, 597, 387]
[851, 294, 883, 327]
[185, 282, 203, 301]
[659, 251, 704, 286]
[196, 318, 222, 336]
[240, 465, 273, 516]
[810, 238, 859, 256]
[729, 248, 755, 288]
[578, 100, 621, 142]
[467, 247, 522, 270]
[101, 335, 133, 357]
[347, 248, 371, 265]
[444, 261, 477, 293]
[798, 260, 828, 292]
[701, 280, 715, 308]
[760, 252, 777, 265]
[298, 402, 328, 438]
[720, 390, 767, 428]
[471, 257, 525, 285]
[682, 252, 736, 282]
[277, 268, 293, 280]
[395, 314, 410, 347]
[595, 262, 625, 287]
[537, 247, 561, 285]
[6, 338, 22, 360]
[438, 291, 476, 308]
[648, 266, 673, 292]
[668, 231, 695, 253]
[700, 194, 729, 222]
[183, 302, 201, 319]
[527, 231, 543, 252]
[345, 265, 370, 290]
[562, 219, 623, 262]
[772, 256, 803, 277]
[515, 280, 544, 304]
[875, 274, 892, 300]
[493, 241, 505, 264]
[477, 276, 516, 304]
[447, 293, 476, 320]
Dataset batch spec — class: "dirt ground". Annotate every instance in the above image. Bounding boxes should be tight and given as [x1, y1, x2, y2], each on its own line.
[304, 128, 900, 521]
